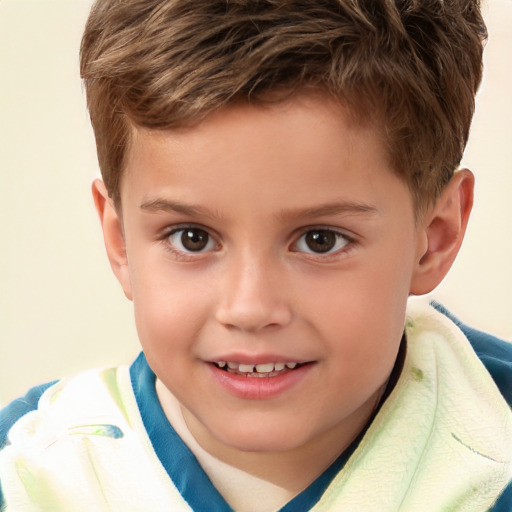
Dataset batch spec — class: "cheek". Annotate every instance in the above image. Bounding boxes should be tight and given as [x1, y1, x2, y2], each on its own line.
[129, 263, 208, 355]
[301, 252, 411, 367]
[304, 259, 410, 324]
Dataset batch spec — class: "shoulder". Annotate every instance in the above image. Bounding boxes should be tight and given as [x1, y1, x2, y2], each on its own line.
[0, 381, 58, 510]
[432, 301, 512, 405]
[0, 357, 149, 453]
[432, 302, 512, 512]
[0, 380, 58, 450]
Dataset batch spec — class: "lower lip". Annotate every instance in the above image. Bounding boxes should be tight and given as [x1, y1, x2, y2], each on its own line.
[207, 363, 313, 400]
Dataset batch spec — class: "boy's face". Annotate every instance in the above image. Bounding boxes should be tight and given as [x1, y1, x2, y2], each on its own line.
[112, 94, 428, 456]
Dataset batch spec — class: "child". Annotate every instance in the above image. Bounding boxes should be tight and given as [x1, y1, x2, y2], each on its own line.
[1, 0, 511, 510]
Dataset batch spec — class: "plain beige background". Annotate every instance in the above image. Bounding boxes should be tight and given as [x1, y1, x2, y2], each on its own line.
[1, 0, 511, 405]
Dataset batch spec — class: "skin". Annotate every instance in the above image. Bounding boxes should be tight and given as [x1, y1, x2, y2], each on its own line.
[93, 93, 473, 496]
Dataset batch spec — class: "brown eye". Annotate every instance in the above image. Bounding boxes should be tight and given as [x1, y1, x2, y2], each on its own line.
[305, 230, 337, 253]
[181, 229, 209, 251]
[168, 227, 215, 252]
[294, 229, 349, 254]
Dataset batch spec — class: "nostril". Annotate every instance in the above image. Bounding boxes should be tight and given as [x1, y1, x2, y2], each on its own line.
[214, 266, 293, 331]
[215, 303, 292, 332]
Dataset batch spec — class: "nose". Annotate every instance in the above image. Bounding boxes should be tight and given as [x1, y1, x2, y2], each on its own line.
[215, 253, 292, 332]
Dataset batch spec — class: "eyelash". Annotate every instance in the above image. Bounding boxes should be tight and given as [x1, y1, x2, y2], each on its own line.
[159, 225, 356, 261]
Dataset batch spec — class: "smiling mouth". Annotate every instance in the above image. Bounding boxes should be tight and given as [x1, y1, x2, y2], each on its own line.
[212, 361, 307, 378]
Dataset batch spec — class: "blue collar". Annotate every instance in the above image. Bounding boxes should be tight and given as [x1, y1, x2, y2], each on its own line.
[130, 352, 361, 511]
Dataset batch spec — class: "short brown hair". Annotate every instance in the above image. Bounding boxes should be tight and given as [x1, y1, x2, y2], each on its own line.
[80, 0, 487, 212]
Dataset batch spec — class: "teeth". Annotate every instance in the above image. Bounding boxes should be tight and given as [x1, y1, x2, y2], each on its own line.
[255, 363, 274, 373]
[218, 361, 300, 373]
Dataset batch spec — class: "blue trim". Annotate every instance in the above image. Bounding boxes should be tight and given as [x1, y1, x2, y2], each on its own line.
[130, 353, 233, 511]
[130, 353, 365, 511]
[279, 432, 360, 511]
[489, 483, 512, 512]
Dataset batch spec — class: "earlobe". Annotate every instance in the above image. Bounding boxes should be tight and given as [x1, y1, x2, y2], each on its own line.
[92, 179, 133, 300]
[410, 169, 474, 296]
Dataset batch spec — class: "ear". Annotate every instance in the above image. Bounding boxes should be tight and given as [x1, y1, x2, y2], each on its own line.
[410, 169, 474, 295]
[92, 179, 133, 300]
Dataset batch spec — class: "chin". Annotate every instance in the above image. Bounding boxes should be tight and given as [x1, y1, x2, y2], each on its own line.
[212, 421, 313, 454]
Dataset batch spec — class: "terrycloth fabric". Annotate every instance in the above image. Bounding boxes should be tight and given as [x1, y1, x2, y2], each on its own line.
[0, 367, 191, 512]
[0, 301, 511, 511]
[310, 300, 512, 511]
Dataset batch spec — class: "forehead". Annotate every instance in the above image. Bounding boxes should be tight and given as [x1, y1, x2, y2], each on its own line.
[121, 94, 412, 219]
[126, 93, 380, 156]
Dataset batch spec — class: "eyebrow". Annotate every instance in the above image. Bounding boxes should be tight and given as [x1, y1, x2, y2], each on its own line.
[278, 201, 379, 220]
[140, 199, 221, 219]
